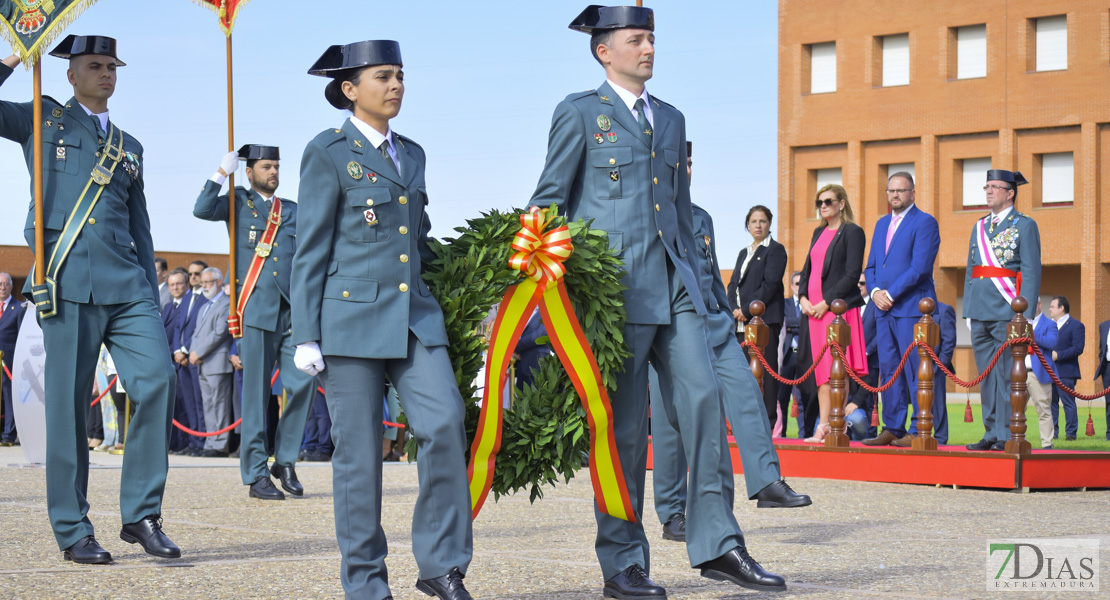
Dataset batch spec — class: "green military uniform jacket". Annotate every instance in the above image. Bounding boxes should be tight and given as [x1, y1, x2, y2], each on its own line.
[962, 209, 1041, 321]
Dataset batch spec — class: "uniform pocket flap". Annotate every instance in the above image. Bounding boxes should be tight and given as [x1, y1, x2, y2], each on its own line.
[324, 277, 378, 303]
[589, 146, 633, 168]
[346, 187, 392, 208]
[664, 148, 680, 169]
[43, 209, 66, 231]
[113, 227, 136, 248]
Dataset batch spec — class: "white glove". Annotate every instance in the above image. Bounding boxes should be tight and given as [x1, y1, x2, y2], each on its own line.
[218, 151, 239, 176]
[294, 342, 326, 376]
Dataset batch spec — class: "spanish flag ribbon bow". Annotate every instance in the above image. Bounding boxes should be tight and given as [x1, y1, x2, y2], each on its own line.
[467, 207, 635, 522]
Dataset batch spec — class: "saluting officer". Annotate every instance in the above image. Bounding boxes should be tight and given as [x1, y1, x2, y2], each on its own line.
[528, 7, 786, 597]
[290, 41, 475, 600]
[963, 169, 1041, 451]
[1, 36, 179, 563]
[194, 144, 315, 500]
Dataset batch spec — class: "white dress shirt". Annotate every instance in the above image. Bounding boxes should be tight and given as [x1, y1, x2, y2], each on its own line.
[606, 79, 654, 128]
[349, 116, 400, 174]
[78, 102, 109, 132]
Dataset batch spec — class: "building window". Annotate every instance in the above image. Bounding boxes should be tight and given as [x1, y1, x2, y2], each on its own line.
[1034, 15, 1067, 71]
[881, 34, 910, 86]
[816, 168, 843, 189]
[1040, 152, 1074, 205]
[961, 157, 992, 208]
[886, 162, 916, 182]
[808, 42, 837, 94]
[956, 25, 987, 79]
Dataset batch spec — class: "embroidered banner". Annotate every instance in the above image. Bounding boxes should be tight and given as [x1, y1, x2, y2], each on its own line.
[187, 0, 249, 36]
[0, 0, 99, 66]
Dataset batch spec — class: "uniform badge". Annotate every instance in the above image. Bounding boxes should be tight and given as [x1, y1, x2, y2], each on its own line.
[57, 123, 64, 131]
[363, 208, 378, 226]
[609, 170, 619, 182]
[248, 230, 258, 246]
[599, 95, 610, 101]
[353, 139, 363, 148]
[55, 146, 66, 162]
[597, 115, 611, 131]
[704, 235, 711, 247]
[51, 107, 63, 118]
[45, 120, 52, 128]
[91, 165, 112, 185]
[594, 133, 605, 144]
[347, 161, 363, 179]
[368, 172, 378, 183]
[607, 132, 617, 143]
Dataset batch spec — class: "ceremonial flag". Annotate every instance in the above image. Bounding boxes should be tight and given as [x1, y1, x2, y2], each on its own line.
[0, 0, 99, 66]
[189, 0, 249, 36]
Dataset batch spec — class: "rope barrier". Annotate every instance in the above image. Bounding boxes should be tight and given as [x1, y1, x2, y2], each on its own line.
[2, 363, 10, 380]
[741, 340, 831, 386]
[1029, 342, 1110, 401]
[173, 418, 241, 437]
[90, 375, 119, 407]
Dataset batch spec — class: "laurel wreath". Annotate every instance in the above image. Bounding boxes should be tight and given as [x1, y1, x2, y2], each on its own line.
[413, 208, 630, 503]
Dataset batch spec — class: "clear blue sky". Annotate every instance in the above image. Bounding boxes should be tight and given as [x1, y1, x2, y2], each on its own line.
[0, 0, 778, 268]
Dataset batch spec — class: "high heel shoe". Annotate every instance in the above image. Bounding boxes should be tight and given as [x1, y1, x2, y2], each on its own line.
[804, 423, 831, 444]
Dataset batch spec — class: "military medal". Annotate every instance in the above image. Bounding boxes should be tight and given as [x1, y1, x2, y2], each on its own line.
[55, 146, 66, 162]
[609, 170, 619, 182]
[51, 107, 63, 118]
[91, 165, 112, 185]
[594, 133, 604, 144]
[368, 172, 378, 183]
[347, 161, 363, 179]
[363, 208, 378, 226]
[597, 115, 611, 131]
[248, 230, 258, 246]
[57, 123, 64, 131]
[607, 132, 617, 143]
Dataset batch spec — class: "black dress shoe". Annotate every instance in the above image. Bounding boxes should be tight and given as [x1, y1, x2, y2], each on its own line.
[662, 513, 686, 542]
[755, 479, 812, 508]
[249, 477, 285, 500]
[270, 463, 304, 496]
[120, 515, 181, 558]
[696, 546, 786, 592]
[603, 564, 666, 599]
[416, 567, 473, 600]
[966, 439, 995, 451]
[63, 536, 113, 564]
[1065, 435, 1077, 441]
[304, 450, 332, 462]
[991, 440, 1007, 451]
[199, 449, 228, 457]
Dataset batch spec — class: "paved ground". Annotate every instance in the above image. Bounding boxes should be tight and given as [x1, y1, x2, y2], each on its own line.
[0, 446, 1107, 599]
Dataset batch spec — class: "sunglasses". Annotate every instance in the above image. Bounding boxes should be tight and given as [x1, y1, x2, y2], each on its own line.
[815, 198, 838, 208]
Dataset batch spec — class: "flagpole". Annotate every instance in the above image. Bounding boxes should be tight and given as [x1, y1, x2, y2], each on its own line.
[32, 61, 43, 287]
[226, 33, 238, 325]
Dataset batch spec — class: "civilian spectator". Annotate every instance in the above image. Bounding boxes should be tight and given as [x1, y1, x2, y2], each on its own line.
[1048, 296, 1084, 442]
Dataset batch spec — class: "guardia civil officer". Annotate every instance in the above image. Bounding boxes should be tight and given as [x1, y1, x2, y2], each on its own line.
[290, 41, 474, 600]
[963, 170, 1041, 451]
[1, 37, 179, 563]
[194, 144, 315, 500]
[528, 7, 786, 597]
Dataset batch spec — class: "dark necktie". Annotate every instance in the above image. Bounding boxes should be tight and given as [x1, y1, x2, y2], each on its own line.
[378, 140, 398, 176]
[634, 98, 652, 143]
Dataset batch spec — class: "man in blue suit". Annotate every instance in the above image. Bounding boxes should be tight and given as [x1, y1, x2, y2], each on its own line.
[0, 272, 25, 446]
[1096, 319, 1110, 440]
[845, 277, 879, 440]
[529, 7, 785, 596]
[174, 283, 208, 455]
[1025, 300, 1058, 449]
[161, 270, 191, 453]
[907, 302, 955, 444]
[862, 172, 940, 446]
[514, 309, 549, 389]
[778, 273, 803, 435]
[1048, 296, 1083, 441]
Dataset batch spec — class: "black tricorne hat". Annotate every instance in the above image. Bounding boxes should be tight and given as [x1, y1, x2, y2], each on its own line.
[308, 40, 402, 110]
[569, 5, 655, 34]
[686, 141, 692, 157]
[49, 35, 126, 65]
[986, 169, 1028, 187]
[238, 145, 280, 161]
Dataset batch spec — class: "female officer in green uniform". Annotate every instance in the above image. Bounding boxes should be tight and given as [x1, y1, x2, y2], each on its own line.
[290, 41, 475, 600]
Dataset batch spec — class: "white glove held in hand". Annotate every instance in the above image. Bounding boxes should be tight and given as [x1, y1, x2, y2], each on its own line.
[294, 342, 326, 376]
[218, 151, 239, 176]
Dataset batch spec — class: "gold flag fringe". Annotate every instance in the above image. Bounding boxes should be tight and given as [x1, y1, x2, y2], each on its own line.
[0, 0, 100, 69]
[185, 0, 251, 37]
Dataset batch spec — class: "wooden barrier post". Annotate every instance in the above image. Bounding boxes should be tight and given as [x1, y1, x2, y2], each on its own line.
[824, 299, 850, 448]
[912, 298, 939, 450]
[745, 301, 769, 395]
[1005, 296, 1032, 455]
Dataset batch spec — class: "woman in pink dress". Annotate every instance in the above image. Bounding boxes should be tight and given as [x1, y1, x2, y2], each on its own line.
[797, 184, 868, 443]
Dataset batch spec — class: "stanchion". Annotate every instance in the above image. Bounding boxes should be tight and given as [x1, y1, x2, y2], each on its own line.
[1005, 296, 1032, 455]
[825, 299, 850, 448]
[912, 298, 939, 450]
[745, 301, 769, 394]
[110, 393, 130, 455]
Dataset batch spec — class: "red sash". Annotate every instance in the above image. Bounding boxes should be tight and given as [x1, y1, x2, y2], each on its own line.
[229, 196, 282, 338]
[970, 265, 1022, 296]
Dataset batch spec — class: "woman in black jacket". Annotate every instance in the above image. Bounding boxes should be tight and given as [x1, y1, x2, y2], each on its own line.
[726, 205, 787, 430]
[796, 184, 868, 443]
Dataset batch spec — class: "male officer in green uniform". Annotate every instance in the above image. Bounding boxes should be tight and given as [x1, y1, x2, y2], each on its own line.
[1, 36, 179, 563]
[291, 40, 474, 600]
[963, 169, 1041, 451]
[529, 7, 786, 597]
[194, 144, 314, 500]
[650, 146, 809, 546]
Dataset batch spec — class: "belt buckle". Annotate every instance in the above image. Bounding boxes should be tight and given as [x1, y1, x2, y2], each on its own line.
[91, 165, 112, 186]
[255, 241, 272, 258]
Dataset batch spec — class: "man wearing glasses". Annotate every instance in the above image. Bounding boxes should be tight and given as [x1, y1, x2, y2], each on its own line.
[862, 172, 940, 446]
[963, 170, 1041, 451]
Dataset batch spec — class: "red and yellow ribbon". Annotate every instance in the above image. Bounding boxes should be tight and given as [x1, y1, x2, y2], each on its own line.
[468, 207, 635, 522]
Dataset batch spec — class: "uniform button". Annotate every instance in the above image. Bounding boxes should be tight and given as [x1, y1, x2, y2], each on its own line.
[366, 199, 374, 206]
[342, 291, 350, 298]
[399, 196, 408, 205]
[651, 151, 656, 158]
[657, 230, 663, 237]
[58, 139, 63, 144]
[653, 177, 658, 185]
[273, 242, 278, 247]
[130, 242, 135, 247]
[87, 217, 96, 225]
[676, 162, 679, 169]
[400, 254, 409, 263]
[272, 271, 278, 276]
[272, 256, 278, 262]
[96, 151, 101, 158]
[609, 158, 616, 165]
[399, 226, 408, 235]
[250, 225, 256, 230]
[399, 283, 409, 292]
[655, 204, 660, 211]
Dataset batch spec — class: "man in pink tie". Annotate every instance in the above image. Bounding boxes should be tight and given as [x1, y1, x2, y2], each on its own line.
[861, 172, 940, 446]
